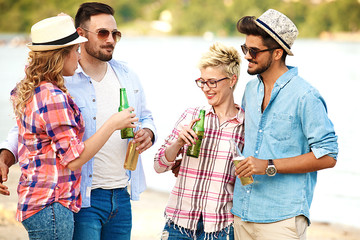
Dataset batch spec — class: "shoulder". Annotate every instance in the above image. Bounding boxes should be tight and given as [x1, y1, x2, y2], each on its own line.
[289, 75, 323, 101]
[244, 77, 260, 91]
[109, 59, 130, 72]
[109, 59, 140, 79]
[35, 82, 62, 97]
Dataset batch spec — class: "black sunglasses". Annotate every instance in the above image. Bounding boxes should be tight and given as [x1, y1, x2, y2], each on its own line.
[82, 28, 122, 42]
[241, 44, 278, 59]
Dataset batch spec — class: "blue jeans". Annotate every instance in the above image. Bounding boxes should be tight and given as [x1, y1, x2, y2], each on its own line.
[73, 187, 132, 240]
[161, 217, 234, 240]
[22, 202, 74, 240]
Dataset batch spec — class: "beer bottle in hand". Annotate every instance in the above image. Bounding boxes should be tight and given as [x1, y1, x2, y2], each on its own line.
[118, 88, 134, 139]
[186, 109, 205, 158]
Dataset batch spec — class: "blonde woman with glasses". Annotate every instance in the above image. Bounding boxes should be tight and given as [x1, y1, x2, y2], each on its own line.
[154, 42, 245, 240]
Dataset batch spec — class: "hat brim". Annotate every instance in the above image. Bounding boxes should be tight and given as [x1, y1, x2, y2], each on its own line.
[255, 20, 294, 56]
[27, 36, 88, 51]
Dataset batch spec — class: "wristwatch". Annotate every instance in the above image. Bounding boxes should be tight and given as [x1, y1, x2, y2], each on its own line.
[266, 159, 277, 177]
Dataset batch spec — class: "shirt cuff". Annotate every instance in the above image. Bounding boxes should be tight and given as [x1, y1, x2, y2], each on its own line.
[59, 138, 85, 166]
[312, 147, 338, 160]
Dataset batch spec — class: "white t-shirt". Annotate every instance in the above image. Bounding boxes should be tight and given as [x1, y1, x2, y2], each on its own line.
[91, 62, 129, 189]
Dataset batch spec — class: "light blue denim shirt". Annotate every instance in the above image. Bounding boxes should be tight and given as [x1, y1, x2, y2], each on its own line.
[231, 66, 338, 223]
[1, 59, 157, 207]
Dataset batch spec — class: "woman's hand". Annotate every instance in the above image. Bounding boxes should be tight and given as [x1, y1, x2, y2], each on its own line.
[111, 107, 138, 131]
[176, 118, 200, 147]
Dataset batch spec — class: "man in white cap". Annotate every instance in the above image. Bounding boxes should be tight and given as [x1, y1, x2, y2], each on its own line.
[0, 2, 156, 240]
[231, 9, 338, 240]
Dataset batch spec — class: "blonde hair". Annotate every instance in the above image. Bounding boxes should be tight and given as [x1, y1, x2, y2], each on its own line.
[12, 46, 72, 118]
[198, 42, 241, 83]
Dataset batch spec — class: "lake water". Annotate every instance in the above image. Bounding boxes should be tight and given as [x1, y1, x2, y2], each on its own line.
[0, 36, 359, 228]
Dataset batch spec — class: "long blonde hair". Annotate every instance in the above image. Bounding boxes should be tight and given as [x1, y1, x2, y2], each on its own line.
[12, 46, 72, 118]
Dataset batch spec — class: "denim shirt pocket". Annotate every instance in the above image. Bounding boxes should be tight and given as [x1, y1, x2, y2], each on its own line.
[270, 113, 294, 141]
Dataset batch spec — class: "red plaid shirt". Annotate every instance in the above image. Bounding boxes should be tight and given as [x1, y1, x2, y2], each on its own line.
[13, 82, 85, 222]
[154, 105, 245, 233]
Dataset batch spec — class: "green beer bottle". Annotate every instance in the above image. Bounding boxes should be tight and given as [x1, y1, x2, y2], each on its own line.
[118, 88, 134, 139]
[186, 109, 205, 158]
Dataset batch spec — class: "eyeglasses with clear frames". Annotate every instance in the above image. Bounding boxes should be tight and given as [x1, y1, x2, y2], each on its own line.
[81, 28, 122, 42]
[195, 77, 229, 88]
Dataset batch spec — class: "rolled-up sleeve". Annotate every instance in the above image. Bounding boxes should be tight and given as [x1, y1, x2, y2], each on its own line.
[154, 111, 189, 173]
[301, 89, 338, 159]
[41, 92, 85, 167]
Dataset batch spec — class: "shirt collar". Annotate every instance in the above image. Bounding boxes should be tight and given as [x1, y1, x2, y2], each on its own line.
[257, 66, 298, 89]
[204, 104, 245, 124]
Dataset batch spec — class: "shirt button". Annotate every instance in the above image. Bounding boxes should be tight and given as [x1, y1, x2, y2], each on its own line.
[259, 129, 263, 133]
[93, 117, 96, 120]
[247, 190, 250, 193]
[89, 174, 92, 178]
[255, 150, 258, 154]
[92, 99, 96, 102]
[89, 81, 92, 84]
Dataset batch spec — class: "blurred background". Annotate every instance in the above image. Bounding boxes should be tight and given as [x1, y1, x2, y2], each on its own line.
[0, 0, 360, 239]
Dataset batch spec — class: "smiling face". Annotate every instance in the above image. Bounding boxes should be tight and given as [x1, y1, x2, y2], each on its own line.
[244, 35, 274, 76]
[199, 66, 235, 108]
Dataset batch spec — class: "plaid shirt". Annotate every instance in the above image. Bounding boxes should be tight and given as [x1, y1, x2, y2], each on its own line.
[13, 82, 85, 222]
[154, 105, 245, 234]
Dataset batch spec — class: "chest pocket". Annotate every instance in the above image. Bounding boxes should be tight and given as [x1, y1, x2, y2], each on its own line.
[270, 113, 294, 141]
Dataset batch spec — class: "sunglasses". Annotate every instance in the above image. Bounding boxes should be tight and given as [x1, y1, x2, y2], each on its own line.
[82, 28, 122, 42]
[241, 44, 278, 59]
[195, 77, 229, 88]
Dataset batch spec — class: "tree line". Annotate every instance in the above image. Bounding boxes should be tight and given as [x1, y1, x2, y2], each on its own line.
[0, 0, 359, 38]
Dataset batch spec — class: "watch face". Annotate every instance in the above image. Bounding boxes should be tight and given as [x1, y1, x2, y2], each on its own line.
[267, 166, 277, 176]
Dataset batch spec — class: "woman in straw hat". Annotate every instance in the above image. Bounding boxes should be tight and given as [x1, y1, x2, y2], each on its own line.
[11, 15, 138, 239]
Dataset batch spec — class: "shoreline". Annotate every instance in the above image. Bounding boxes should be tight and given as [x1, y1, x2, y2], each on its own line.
[1, 166, 360, 240]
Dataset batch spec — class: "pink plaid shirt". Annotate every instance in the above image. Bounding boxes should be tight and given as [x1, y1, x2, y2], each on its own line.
[154, 105, 245, 234]
[13, 82, 85, 222]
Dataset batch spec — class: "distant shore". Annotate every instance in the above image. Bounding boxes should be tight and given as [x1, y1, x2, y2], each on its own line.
[1, 165, 360, 240]
[0, 31, 360, 48]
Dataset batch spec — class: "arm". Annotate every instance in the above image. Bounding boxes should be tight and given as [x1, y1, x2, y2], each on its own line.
[67, 108, 138, 171]
[0, 149, 16, 195]
[236, 88, 337, 177]
[0, 126, 19, 195]
[236, 152, 336, 177]
[154, 110, 199, 173]
[41, 91, 137, 171]
[129, 69, 157, 153]
[0, 125, 19, 162]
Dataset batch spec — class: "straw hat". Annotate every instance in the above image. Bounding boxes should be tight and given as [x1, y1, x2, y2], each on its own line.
[255, 9, 298, 56]
[27, 15, 87, 51]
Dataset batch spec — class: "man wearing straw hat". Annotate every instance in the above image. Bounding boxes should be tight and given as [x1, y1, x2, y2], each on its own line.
[0, 2, 156, 240]
[231, 9, 338, 240]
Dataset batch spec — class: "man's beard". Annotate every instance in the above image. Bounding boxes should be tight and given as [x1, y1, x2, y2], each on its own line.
[85, 44, 114, 62]
[247, 57, 272, 75]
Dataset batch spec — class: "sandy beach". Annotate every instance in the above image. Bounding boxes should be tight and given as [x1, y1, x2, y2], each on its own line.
[1, 165, 359, 240]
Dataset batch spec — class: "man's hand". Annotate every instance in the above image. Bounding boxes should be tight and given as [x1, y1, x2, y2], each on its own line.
[0, 149, 15, 196]
[235, 156, 267, 178]
[133, 128, 154, 154]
